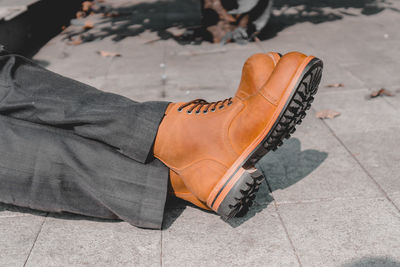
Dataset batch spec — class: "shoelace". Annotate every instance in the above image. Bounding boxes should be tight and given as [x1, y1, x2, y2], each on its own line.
[178, 97, 233, 114]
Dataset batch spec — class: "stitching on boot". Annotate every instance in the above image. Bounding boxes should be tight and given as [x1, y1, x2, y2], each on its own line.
[259, 91, 278, 106]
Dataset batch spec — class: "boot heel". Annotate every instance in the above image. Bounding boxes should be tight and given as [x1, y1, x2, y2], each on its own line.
[215, 168, 264, 220]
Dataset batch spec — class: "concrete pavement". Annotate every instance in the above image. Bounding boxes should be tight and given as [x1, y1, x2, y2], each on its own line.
[1, 0, 400, 266]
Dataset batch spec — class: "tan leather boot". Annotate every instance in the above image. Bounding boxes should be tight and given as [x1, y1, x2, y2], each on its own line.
[155, 51, 323, 219]
[166, 52, 281, 212]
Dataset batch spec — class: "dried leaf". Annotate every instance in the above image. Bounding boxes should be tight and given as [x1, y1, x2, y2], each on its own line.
[104, 11, 120, 18]
[83, 21, 94, 30]
[82, 1, 93, 12]
[76, 11, 85, 19]
[326, 83, 344, 88]
[369, 88, 394, 98]
[67, 36, 82, 46]
[315, 109, 341, 119]
[143, 38, 161, 45]
[97, 50, 121, 57]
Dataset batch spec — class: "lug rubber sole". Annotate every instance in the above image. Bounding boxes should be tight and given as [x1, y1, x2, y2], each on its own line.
[243, 57, 323, 168]
[217, 168, 264, 220]
[209, 57, 323, 219]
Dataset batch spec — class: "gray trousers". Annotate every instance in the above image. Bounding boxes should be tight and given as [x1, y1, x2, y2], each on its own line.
[0, 53, 170, 229]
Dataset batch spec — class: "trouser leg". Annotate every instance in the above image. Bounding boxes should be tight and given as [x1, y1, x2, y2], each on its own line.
[0, 53, 169, 163]
[0, 115, 168, 229]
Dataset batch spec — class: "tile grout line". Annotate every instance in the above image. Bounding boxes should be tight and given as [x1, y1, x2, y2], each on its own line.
[160, 230, 163, 267]
[160, 8, 167, 267]
[0, 213, 46, 219]
[161, 5, 168, 100]
[276, 195, 387, 206]
[263, 177, 303, 267]
[273, 202, 303, 267]
[98, 41, 123, 91]
[23, 213, 48, 267]
[381, 96, 399, 111]
[316, 109, 400, 214]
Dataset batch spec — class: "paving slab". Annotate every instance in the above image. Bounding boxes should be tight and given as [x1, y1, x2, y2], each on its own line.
[384, 93, 400, 111]
[0, 215, 45, 267]
[101, 73, 165, 102]
[277, 198, 400, 267]
[164, 45, 231, 101]
[25, 213, 161, 267]
[391, 192, 400, 211]
[163, 41, 269, 101]
[329, 128, 400, 195]
[312, 89, 400, 134]
[34, 37, 120, 81]
[0, 202, 46, 218]
[317, 61, 366, 92]
[257, 113, 383, 203]
[343, 59, 400, 89]
[162, 202, 300, 267]
[258, 27, 317, 57]
[312, 90, 400, 195]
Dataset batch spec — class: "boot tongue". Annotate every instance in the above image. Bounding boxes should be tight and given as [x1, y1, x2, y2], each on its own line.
[235, 53, 278, 99]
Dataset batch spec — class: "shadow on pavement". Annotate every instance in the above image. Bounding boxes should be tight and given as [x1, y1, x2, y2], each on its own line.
[227, 137, 327, 227]
[63, 0, 398, 44]
[260, 0, 399, 40]
[343, 256, 400, 267]
[163, 137, 328, 229]
[63, 0, 201, 44]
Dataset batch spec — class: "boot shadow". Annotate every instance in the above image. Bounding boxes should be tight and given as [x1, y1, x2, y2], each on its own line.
[163, 137, 327, 228]
[226, 137, 328, 228]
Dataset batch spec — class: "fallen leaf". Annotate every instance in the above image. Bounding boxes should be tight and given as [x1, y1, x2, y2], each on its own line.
[97, 50, 121, 57]
[83, 21, 94, 30]
[76, 11, 85, 19]
[76, 12, 85, 19]
[143, 38, 161, 44]
[369, 88, 394, 98]
[315, 109, 341, 119]
[326, 83, 344, 88]
[104, 11, 120, 18]
[82, 1, 93, 12]
[67, 36, 82, 45]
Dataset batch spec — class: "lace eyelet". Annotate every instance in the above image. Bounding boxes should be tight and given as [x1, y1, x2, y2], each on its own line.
[219, 105, 224, 109]
[187, 110, 192, 114]
[177, 108, 183, 112]
[227, 101, 233, 106]
[195, 110, 200, 114]
[203, 110, 208, 114]
[211, 108, 216, 112]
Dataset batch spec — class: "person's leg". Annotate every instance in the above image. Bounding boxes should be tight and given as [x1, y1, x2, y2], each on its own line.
[0, 114, 168, 229]
[0, 53, 168, 163]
